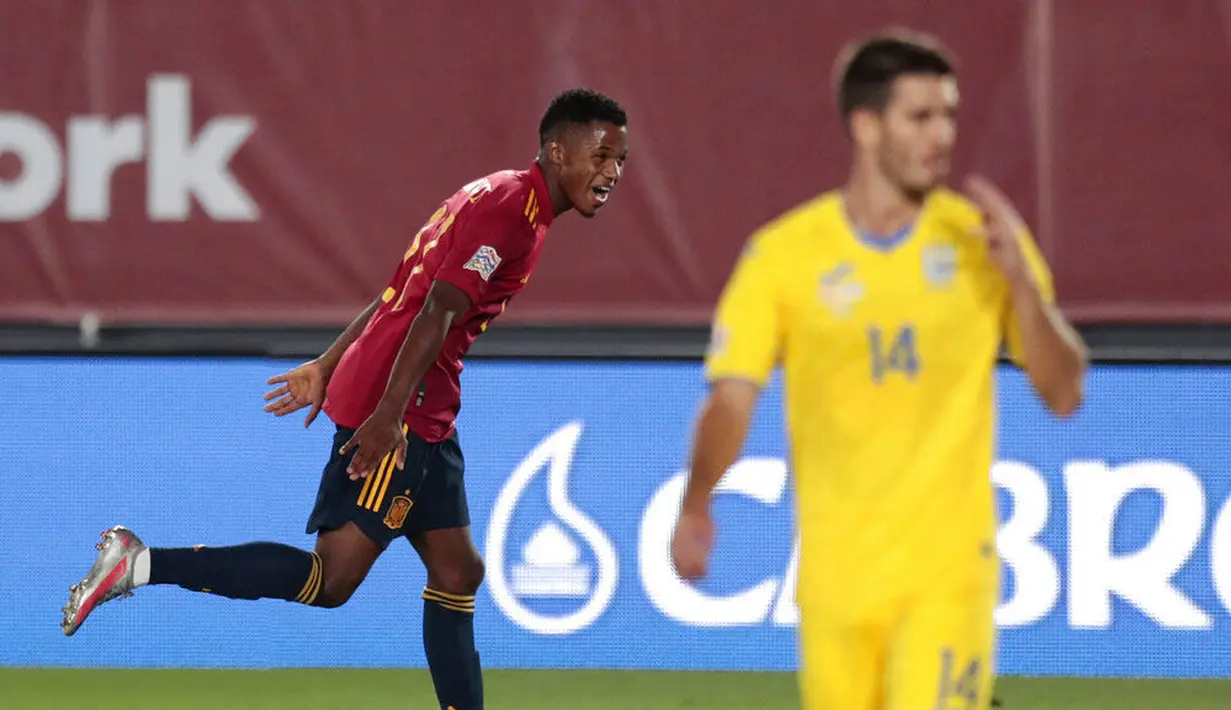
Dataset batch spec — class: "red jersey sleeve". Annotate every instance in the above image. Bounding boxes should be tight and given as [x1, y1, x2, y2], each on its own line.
[434, 191, 532, 305]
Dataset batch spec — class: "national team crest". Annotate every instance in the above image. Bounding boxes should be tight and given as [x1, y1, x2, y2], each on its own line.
[384, 495, 414, 530]
[817, 262, 864, 316]
[463, 245, 502, 281]
[922, 244, 958, 287]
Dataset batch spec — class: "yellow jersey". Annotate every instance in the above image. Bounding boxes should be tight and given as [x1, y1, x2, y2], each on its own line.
[705, 188, 1054, 608]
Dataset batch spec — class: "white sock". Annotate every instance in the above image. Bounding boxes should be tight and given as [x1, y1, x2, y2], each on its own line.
[133, 549, 151, 587]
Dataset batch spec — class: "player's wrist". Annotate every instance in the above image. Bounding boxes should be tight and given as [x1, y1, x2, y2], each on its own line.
[313, 352, 341, 380]
[371, 394, 410, 423]
[1007, 269, 1040, 303]
[680, 488, 713, 517]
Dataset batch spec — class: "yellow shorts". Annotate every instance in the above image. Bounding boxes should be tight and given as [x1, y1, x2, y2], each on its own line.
[797, 583, 997, 710]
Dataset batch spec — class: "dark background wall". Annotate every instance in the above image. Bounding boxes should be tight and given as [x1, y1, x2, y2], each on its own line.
[1, 1, 1228, 359]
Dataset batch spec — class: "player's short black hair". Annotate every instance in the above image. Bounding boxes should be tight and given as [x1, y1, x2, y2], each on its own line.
[834, 29, 957, 120]
[538, 88, 627, 148]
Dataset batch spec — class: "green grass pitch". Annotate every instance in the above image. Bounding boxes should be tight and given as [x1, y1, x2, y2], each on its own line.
[1, 669, 1229, 709]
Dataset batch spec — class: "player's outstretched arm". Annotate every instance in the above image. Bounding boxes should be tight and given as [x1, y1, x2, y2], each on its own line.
[340, 281, 470, 478]
[676, 225, 779, 580]
[318, 295, 383, 376]
[263, 296, 382, 426]
[672, 379, 760, 581]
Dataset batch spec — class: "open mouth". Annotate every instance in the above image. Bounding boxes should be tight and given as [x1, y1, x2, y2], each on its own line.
[590, 185, 612, 205]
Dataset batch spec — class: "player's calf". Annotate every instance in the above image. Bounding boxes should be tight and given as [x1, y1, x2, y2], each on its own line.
[147, 542, 326, 603]
[414, 527, 487, 710]
[146, 523, 379, 608]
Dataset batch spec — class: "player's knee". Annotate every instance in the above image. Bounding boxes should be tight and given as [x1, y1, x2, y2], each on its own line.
[315, 580, 357, 609]
[314, 568, 364, 608]
[431, 554, 485, 596]
[311, 522, 381, 608]
[465, 556, 486, 592]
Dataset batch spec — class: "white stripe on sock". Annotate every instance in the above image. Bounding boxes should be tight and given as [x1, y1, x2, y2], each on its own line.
[133, 549, 151, 587]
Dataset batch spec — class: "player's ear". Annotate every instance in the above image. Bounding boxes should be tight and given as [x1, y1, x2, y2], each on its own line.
[850, 109, 880, 151]
[546, 139, 566, 167]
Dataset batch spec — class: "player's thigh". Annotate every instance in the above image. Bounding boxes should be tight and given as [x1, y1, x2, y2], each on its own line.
[887, 585, 997, 710]
[406, 433, 482, 594]
[311, 522, 382, 606]
[404, 431, 471, 540]
[797, 609, 888, 710]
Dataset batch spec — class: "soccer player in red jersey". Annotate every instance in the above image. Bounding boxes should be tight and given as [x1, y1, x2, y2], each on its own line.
[61, 88, 629, 710]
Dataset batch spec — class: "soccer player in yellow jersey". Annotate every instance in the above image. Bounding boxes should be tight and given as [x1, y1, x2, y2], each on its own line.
[670, 30, 1088, 710]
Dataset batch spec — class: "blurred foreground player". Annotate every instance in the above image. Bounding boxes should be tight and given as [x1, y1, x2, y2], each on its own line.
[61, 88, 629, 710]
[670, 30, 1086, 710]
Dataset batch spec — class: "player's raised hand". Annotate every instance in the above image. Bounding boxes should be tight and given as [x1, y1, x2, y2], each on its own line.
[671, 508, 715, 582]
[338, 409, 408, 481]
[963, 174, 1029, 285]
[263, 359, 328, 427]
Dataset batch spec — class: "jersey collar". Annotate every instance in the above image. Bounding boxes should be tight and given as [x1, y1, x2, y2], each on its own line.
[528, 160, 556, 228]
[838, 192, 922, 254]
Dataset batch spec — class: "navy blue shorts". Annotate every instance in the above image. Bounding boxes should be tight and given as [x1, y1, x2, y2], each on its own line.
[305, 425, 470, 550]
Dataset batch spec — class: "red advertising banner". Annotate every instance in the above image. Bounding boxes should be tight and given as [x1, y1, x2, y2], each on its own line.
[1, 1, 1228, 326]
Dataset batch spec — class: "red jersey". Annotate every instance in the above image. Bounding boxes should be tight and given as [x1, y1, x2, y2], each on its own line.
[323, 161, 554, 442]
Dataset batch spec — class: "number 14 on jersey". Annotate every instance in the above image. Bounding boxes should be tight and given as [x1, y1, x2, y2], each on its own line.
[867, 324, 921, 384]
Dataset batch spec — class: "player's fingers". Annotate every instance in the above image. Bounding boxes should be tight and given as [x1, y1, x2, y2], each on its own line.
[265, 394, 293, 411]
[967, 173, 1012, 203]
[965, 174, 1022, 226]
[304, 401, 322, 428]
[676, 550, 704, 580]
[263, 383, 290, 401]
[671, 530, 702, 579]
[266, 373, 289, 386]
[394, 439, 408, 470]
[671, 546, 689, 576]
[962, 174, 1001, 205]
[961, 177, 1001, 217]
[692, 546, 710, 579]
[346, 442, 379, 478]
[266, 394, 302, 414]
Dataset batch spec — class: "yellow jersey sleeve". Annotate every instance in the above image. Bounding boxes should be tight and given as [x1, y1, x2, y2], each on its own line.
[704, 236, 783, 387]
[1004, 229, 1057, 366]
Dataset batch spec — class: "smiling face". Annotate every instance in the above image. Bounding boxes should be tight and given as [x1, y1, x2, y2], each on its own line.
[546, 121, 629, 218]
